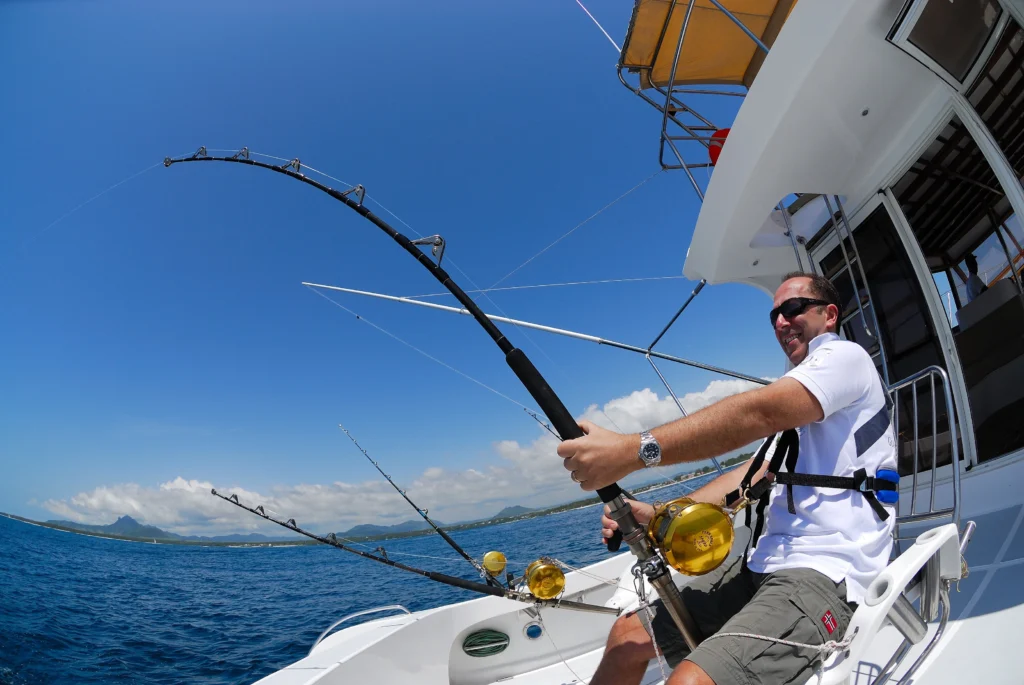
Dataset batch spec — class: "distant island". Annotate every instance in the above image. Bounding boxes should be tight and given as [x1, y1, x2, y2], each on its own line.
[2, 453, 749, 547]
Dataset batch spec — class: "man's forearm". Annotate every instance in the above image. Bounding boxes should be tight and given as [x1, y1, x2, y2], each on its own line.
[649, 390, 774, 467]
[686, 459, 751, 505]
[648, 379, 820, 468]
[556, 378, 820, 493]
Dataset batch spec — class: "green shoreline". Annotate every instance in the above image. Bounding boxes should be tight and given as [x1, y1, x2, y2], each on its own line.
[2, 460, 745, 548]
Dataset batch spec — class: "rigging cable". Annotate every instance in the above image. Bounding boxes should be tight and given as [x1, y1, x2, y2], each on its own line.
[361, 189, 581, 405]
[572, 0, 622, 53]
[406, 274, 689, 299]
[483, 169, 663, 294]
[306, 285, 543, 416]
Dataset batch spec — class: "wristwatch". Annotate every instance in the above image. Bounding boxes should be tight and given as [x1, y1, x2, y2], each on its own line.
[638, 430, 662, 467]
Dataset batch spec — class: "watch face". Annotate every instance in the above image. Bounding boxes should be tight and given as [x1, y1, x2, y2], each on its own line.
[641, 441, 660, 461]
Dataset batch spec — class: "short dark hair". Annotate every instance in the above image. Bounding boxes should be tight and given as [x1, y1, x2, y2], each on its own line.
[781, 271, 843, 326]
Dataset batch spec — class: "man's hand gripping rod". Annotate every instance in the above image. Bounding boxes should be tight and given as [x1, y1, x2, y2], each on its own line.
[607, 500, 704, 649]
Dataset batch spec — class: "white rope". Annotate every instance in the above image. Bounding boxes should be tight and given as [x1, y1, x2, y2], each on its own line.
[573, 0, 622, 52]
[406, 275, 689, 299]
[633, 566, 671, 683]
[484, 169, 663, 293]
[307, 286, 546, 416]
[701, 630, 855, 658]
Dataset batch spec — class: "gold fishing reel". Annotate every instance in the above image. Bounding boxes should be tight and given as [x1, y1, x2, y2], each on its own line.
[647, 497, 747, 576]
[482, 551, 507, 577]
[524, 558, 566, 600]
[482, 551, 566, 601]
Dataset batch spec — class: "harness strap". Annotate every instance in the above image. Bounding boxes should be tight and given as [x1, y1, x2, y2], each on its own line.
[728, 431, 896, 558]
[751, 430, 798, 546]
[774, 468, 894, 520]
[725, 432, 779, 509]
[726, 432, 782, 541]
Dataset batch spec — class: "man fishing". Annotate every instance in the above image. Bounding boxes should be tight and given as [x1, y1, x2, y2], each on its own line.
[557, 272, 898, 685]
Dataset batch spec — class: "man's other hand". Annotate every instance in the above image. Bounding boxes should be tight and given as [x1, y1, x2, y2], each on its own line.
[556, 420, 640, 491]
[600, 499, 655, 544]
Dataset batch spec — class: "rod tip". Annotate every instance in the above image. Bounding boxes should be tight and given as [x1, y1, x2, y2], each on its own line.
[211, 488, 218, 495]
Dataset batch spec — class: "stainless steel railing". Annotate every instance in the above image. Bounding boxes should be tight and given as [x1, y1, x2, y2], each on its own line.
[888, 365, 962, 539]
[308, 604, 412, 655]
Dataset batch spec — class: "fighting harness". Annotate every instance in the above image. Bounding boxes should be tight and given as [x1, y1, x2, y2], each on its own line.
[725, 428, 900, 551]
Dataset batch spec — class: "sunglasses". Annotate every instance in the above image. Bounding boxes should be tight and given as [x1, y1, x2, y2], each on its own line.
[769, 297, 831, 327]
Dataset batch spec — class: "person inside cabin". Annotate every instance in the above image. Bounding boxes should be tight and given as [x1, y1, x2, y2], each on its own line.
[965, 254, 987, 303]
[557, 272, 898, 685]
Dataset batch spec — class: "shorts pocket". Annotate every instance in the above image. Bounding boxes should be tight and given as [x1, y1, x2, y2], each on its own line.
[789, 585, 852, 643]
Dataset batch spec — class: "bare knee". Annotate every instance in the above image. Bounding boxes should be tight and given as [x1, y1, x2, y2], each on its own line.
[666, 661, 715, 685]
[605, 612, 657, 664]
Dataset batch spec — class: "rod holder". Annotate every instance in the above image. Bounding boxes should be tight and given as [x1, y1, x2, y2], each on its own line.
[887, 594, 928, 645]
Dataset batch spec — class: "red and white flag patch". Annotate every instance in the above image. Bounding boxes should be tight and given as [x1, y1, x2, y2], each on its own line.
[821, 610, 837, 635]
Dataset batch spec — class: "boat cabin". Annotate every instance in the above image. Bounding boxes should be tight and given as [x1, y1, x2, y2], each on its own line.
[619, 1, 1024, 679]
[622, 0, 1024, 490]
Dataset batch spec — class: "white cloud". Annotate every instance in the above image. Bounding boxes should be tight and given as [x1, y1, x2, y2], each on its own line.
[42, 378, 771, 535]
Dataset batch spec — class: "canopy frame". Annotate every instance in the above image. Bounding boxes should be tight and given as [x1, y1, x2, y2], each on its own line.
[617, 0, 792, 194]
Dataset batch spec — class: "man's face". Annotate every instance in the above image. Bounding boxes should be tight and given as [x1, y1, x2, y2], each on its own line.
[772, 278, 836, 365]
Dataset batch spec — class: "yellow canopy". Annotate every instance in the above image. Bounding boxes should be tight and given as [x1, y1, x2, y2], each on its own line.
[621, 0, 797, 89]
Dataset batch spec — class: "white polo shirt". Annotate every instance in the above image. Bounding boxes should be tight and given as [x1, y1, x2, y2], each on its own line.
[746, 333, 897, 603]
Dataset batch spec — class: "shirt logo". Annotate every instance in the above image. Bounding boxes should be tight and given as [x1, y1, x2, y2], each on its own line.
[822, 610, 837, 635]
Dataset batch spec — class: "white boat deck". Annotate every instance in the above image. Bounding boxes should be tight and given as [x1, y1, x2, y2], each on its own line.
[252, 453, 1024, 685]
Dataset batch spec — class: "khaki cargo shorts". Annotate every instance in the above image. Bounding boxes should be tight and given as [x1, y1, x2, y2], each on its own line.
[645, 555, 856, 685]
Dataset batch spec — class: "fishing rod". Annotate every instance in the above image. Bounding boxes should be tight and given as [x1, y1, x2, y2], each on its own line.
[168, 147, 706, 649]
[338, 425, 503, 589]
[211, 488, 618, 615]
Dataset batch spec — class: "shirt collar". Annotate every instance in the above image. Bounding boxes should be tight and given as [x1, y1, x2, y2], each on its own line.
[806, 332, 839, 357]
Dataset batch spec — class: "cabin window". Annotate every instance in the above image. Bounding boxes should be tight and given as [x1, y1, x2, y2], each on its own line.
[890, 0, 1004, 88]
[893, 98, 1024, 463]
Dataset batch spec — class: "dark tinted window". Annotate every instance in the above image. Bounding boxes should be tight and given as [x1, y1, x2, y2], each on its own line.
[908, 0, 1001, 81]
[819, 207, 953, 475]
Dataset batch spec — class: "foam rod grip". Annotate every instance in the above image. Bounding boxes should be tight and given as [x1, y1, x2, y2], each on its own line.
[505, 348, 625, 552]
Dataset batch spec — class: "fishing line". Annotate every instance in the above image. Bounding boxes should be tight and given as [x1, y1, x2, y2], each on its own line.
[406, 275, 689, 299]
[29, 160, 164, 241]
[307, 285, 544, 416]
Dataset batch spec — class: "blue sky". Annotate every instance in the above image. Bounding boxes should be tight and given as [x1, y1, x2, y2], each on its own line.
[1, 1, 786, 533]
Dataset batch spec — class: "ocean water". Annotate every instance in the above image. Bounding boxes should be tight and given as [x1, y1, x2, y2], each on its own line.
[0, 477, 713, 685]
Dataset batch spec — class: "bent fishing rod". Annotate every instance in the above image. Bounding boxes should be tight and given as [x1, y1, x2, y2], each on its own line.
[167, 147, 705, 648]
[210, 489, 616, 615]
[338, 424, 503, 589]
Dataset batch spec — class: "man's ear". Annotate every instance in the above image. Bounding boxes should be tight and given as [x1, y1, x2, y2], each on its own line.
[827, 304, 840, 332]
